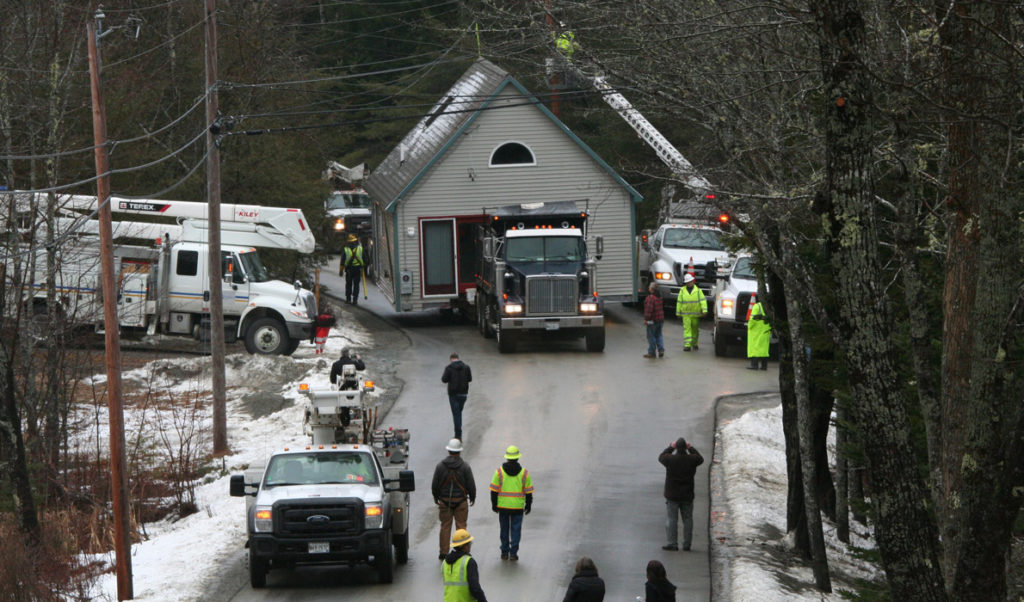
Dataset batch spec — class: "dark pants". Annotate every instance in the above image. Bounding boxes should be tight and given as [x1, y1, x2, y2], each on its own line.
[437, 499, 469, 555]
[498, 512, 524, 555]
[448, 393, 467, 439]
[749, 357, 768, 369]
[344, 266, 362, 302]
[646, 320, 664, 354]
[666, 499, 694, 549]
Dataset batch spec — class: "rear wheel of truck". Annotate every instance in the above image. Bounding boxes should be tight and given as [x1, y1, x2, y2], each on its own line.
[377, 531, 394, 583]
[249, 554, 267, 589]
[393, 531, 409, 564]
[585, 327, 606, 352]
[244, 318, 288, 355]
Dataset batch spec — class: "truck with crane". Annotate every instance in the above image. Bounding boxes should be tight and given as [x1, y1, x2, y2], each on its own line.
[322, 162, 373, 265]
[3, 192, 318, 355]
[229, 370, 415, 588]
[473, 201, 605, 353]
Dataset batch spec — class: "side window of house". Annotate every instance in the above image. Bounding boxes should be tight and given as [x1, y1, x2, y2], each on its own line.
[490, 142, 535, 166]
[176, 250, 199, 276]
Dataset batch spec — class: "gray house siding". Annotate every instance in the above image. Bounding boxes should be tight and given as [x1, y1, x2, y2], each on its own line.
[390, 90, 636, 310]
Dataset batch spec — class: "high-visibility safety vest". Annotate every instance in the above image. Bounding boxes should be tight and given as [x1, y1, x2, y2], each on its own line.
[676, 285, 707, 317]
[490, 467, 533, 510]
[442, 555, 474, 602]
[555, 31, 576, 58]
[747, 301, 771, 358]
[344, 245, 364, 268]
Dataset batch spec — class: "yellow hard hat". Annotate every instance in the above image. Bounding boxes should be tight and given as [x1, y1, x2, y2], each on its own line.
[504, 445, 521, 460]
[451, 528, 474, 548]
[347, 233, 358, 243]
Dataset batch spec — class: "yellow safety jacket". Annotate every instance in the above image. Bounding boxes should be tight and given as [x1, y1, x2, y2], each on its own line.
[747, 301, 771, 358]
[442, 555, 474, 602]
[555, 31, 576, 58]
[676, 284, 707, 317]
[490, 466, 533, 510]
[344, 245, 365, 268]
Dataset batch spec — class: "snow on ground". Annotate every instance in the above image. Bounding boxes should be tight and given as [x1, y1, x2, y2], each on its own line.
[85, 322, 375, 602]
[717, 405, 882, 600]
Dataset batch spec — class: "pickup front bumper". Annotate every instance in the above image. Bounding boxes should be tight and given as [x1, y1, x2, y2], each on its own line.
[249, 529, 388, 564]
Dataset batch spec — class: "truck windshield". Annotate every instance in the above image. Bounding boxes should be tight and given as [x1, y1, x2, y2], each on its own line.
[326, 192, 371, 210]
[733, 257, 756, 279]
[238, 251, 270, 283]
[264, 452, 378, 487]
[505, 236, 584, 264]
[663, 228, 724, 251]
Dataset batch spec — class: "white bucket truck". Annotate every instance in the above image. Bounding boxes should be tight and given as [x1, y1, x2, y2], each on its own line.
[4, 192, 318, 354]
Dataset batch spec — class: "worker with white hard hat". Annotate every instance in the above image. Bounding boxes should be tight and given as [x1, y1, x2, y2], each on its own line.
[675, 272, 708, 351]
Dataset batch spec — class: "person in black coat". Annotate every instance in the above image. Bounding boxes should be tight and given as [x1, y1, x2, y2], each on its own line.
[659, 436, 704, 551]
[441, 352, 472, 440]
[562, 556, 605, 601]
[644, 559, 676, 602]
[329, 348, 365, 390]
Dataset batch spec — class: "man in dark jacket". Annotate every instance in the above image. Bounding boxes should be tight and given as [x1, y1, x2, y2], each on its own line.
[431, 438, 476, 560]
[329, 348, 365, 390]
[659, 437, 704, 551]
[441, 352, 472, 440]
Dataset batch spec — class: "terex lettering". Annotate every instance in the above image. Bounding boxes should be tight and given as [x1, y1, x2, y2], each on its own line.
[118, 201, 171, 213]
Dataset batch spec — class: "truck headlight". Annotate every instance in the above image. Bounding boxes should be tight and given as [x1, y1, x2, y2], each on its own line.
[654, 272, 673, 281]
[719, 297, 736, 319]
[254, 506, 273, 532]
[290, 309, 310, 319]
[580, 301, 598, 313]
[364, 503, 384, 529]
[333, 219, 345, 231]
[504, 303, 523, 315]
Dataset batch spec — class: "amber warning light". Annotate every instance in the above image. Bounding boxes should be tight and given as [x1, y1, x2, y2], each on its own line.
[718, 213, 730, 226]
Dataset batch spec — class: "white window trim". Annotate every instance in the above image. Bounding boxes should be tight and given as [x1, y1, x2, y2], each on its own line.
[489, 140, 537, 167]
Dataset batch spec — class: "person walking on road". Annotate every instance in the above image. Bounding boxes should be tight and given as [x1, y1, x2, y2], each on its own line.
[490, 445, 533, 561]
[329, 348, 365, 389]
[341, 233, 366, 304]
[432, 438, 477, 560]
[442, 528, 488, 601]
[441, 352, 472, 440]
[562, 556, 605, 601]
[643, 281, 666, 358]
[659, 437, 704, 551]
[746, 298, 771, 370]
[643, 559, 677, 602]
[675, 273, 707, 351]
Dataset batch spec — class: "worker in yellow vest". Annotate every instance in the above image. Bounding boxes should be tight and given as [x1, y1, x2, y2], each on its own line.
[489, 445, 534, 561]
[341, 233, 366, 305]
[675, 273, 707, 351]
[442, 528, 488, 601]
[746, 299, 771, 370]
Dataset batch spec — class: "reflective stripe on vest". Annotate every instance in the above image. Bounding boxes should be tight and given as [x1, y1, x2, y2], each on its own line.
[442, 555, 473, 602]
[490, 467, 532, 510]
[676, 286, 706, 316]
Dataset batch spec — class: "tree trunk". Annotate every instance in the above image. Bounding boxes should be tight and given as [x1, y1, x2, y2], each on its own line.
[812, 1, 946, 598]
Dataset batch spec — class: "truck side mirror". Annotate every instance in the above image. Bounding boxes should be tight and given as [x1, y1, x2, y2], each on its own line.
[482, 238, 493, 261]
[398, 470, 415, 492]
[594, 235, 604, 261]
[229, 474, 247, 497]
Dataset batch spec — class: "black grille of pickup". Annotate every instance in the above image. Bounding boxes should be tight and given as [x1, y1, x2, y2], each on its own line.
[346, 216, 371, 233]
[736, 292, 755, 322]
[526, 275, 577, 315]
[275, 497, 362, 537]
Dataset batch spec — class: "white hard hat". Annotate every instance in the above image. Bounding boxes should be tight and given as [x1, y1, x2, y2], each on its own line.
[446, 438, 463, 453]
[683, 273, 696, 284]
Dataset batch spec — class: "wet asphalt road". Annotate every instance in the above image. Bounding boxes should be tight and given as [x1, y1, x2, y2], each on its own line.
[223, 258, 778, 602]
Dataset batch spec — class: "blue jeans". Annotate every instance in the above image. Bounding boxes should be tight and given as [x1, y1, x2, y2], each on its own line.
[498, 512, 524, 555]
[448, 393, 467, 439]
[666, 499, 694, 548]
[646, 320, 664, 354]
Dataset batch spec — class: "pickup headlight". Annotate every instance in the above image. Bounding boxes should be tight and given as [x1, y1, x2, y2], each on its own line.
[504, 303, 523, 315]
[580, 301, 599, 313]
[254, 506, 273, 532]
[719, 297, 736, 319]
[364, 503, 384, 529]
[654, 272, 673, 281]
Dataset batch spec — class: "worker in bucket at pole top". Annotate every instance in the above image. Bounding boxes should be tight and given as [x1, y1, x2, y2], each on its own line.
[675, 273, 707, 352]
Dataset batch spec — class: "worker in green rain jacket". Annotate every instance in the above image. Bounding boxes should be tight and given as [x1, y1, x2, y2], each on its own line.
[746, 299, 771, 370]
[675, 273, 707, 352]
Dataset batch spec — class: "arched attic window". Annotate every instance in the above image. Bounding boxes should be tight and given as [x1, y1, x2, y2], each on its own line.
[489, 141, 536, 167]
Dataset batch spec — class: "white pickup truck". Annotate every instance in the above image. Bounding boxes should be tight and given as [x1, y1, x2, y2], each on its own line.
[637, 222, 731, 315]
[712, 254, 760, 356]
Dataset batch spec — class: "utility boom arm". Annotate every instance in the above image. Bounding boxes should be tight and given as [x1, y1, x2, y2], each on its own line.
[58, 194, 316, 253]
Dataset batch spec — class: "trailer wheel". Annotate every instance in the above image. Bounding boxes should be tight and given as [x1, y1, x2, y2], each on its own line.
[497, 324, 516, 353]
[393, 531, 409, 565]
[585, 327, 605, 352]
[249, 554, 267, 589]
[244, 318, 288, 355]
[377, 531, 394, 583]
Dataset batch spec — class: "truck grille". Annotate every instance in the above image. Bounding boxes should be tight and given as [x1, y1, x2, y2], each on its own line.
[302, 291, 317, 319]
[347, 216, 371, 233]
[525, 275, 577, 315]
[275, 498, 362, 537]
[737, 292, 755, 322]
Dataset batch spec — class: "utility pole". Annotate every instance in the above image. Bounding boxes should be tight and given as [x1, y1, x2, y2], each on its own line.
[86, 17, 133, 601]
[205, 0, 228, 455]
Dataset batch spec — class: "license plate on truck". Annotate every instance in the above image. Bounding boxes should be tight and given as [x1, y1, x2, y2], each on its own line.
[545, 322, 560, 331]
[308, 542, 329, 554]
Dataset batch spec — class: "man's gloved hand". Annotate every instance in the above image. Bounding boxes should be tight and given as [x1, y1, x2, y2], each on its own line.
[524, 506, 531, 515]
[491, 505, 498, 513]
